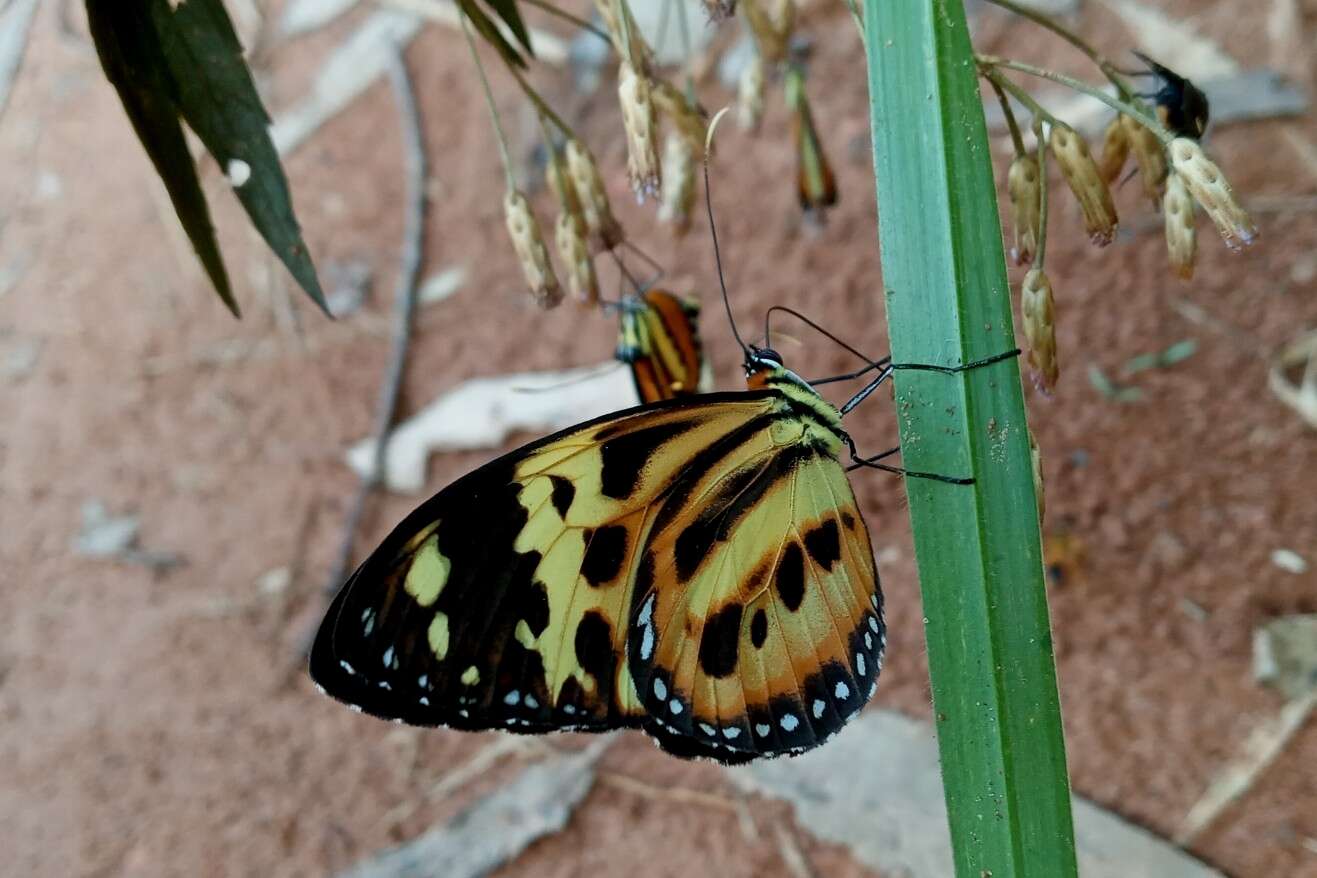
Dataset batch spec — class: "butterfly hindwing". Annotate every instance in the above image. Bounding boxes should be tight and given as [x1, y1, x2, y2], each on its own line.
[626, 421, 884, 761]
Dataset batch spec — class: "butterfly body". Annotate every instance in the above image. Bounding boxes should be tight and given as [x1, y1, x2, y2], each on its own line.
[310, 350, 885, 763]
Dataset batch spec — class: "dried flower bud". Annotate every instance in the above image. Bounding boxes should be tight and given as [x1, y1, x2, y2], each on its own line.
[741, 0, 790, 62]
[555, 212, 599, 306]
[701, 0, 737, 21]
[565, 139, 624, 252]
[1007, 154, 1041, 266]
[1028, 426, 1045, 524]
[1021, 268, 1058, 394]
[1168, 137, 1257, 251]
[1097, 116, 1130, 184]
[737, 55, 765, 133]
[617, 62, 661, 201]
[503, 190, 562, 309]
[1049, 123, 1118, 247]
[652, 81, 707, 156]
[1163, 171, 1197, 279]
[593, 0, 654, 73]
[658, 132, 696, 236]
[1120, 114, 1168, 205]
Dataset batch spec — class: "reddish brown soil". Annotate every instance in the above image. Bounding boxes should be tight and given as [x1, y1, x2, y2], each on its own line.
[2, 1, 1315, 876]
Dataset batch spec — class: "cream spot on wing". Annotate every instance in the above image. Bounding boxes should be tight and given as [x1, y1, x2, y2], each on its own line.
[461, 665, 480, 686]
[515, 619, 538, 649]
[405, 537, 451, 607]
[427, 612, 450, 660]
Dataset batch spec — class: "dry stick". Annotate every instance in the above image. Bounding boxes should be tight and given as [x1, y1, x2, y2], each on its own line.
[290, 42, 427, 673]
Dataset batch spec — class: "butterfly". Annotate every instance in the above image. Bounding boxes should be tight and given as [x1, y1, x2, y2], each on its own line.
[614, 288, 710, 404]
[1132, 51, 1209, 140]
[310, 343, 888, 763]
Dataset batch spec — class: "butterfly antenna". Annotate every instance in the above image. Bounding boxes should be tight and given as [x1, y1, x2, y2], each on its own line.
[704, 107, 750, 358]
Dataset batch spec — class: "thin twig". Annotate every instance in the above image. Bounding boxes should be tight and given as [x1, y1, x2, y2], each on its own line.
[982, 0, 1132, 97]
[519, 0, 610, 42]
[288, 42, 427, 676]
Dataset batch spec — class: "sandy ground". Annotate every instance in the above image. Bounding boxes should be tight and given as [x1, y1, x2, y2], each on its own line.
[2, 0, 1316, 876]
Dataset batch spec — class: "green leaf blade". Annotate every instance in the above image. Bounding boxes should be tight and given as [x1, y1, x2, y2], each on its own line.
[863, 2, 1078, 876]
[152, 0, 328, 314]
[87, 0, 238, 316]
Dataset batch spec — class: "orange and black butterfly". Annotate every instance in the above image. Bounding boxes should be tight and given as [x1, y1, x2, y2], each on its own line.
[786, 66, 837, 217]
[1133, 51, 1209, 140]
[615, 289, 709, 404]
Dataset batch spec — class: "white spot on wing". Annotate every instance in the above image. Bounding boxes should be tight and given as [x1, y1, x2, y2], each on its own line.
[755, 723, 771, 737]
[524, 694, 539, 709]
[639, 594, 654, 625]
[700, 723, 716, 736]
[813, 699, 825, 719]
[864, 631, 873, 650]
[418, 674, 428, 688]
[669, 699, 683, 715]
[339, 660, 357, 676]
[640, 625, 654, 660]
[835, 681, 850, 699]
[226, 158, 251, 187]
[780, 714, 799, 732]
[503, 690, 520, 706]
[564, 704, 577, 715]
[856, 653, 866, 676]
[419, 696, 430, 706]
[722, 727, 741, 740]
[653, 678, 667, 700]
[868, 615, 879, 633]
[381, 646, 395, 668]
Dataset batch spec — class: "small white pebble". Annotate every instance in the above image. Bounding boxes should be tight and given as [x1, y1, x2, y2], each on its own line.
[1271, 549, 1309, 574]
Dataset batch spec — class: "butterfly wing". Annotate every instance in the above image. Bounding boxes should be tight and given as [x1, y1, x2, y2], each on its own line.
[616, 290, 705, 404]
[626, 416, 883, 762]
[310, 392, 780, 735]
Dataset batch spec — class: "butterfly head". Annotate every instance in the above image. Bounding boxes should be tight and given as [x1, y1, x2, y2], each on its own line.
[744, 345, 814, 395]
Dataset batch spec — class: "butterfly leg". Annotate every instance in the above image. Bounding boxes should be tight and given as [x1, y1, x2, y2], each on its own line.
[841, 434, 974, 485]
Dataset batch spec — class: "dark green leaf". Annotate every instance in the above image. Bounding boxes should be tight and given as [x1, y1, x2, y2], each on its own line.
[87, 0, 238, 316]
[150, 0, 328, 314]
[481, 0, 534, 61]
[456, 0, 528, 69]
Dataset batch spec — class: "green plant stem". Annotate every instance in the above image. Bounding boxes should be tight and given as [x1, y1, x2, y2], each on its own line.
[863, 1, 1077, 876]
[980, 65, 1059, 127]
[987, 75, 1026, 156]
[503, 60, 576, 138]
[461, 14, 517, 190]
[983, 56, 1174, 142]
[1034, 120, 1049, 267]
[983, 0, 1132, 96]
[519, 0, 610, 42]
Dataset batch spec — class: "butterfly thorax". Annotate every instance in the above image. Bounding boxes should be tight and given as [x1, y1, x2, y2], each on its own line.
[744, 349, 846, 458]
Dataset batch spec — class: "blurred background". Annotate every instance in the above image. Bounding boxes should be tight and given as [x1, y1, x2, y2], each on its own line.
[1, 0, 1314, 875]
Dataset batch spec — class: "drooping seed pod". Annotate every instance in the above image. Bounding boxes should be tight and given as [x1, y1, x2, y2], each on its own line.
[545, 146, 580, 217]
[556, 211, 599, 306]
[1028, 426, 1045, 524]
[787, 67, 836, 217]
[658, 132, 696, 236]
[503, 190, 562, 309]
[1097, 116, 1131, 184]
[737, 55, 765, 133]
[1007, 154, 1041, 266]
[652, 81, 707, 157]
[701, 0, 737, 22]
[564, 140, 624, 253]
[1121, 114, 1168, 205]
[1021, 267, 1058, 394]
[1163, 171, 1197, 279]
[617, 62, 661, 201]
[1048, 122, 1118, 247]
[1168, 137, 1258, 251]
[741, 0, 789, 62]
